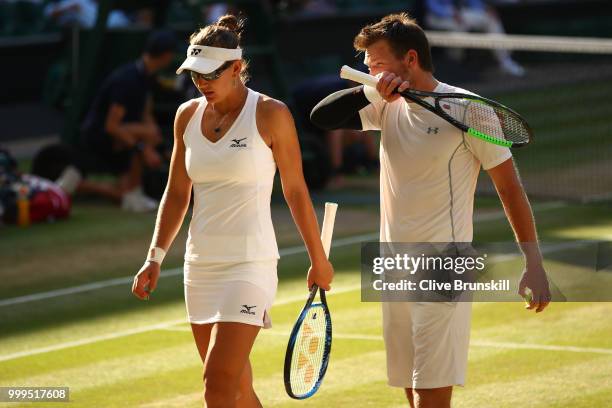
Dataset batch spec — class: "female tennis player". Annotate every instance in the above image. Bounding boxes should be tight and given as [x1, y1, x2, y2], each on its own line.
[131, 15, 333, 407]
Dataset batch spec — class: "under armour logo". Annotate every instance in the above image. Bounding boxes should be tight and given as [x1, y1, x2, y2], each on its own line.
[190, 48, 201, 56]
[426, 127, 439, 134]
[240, 305, 257, 315]
[230, 137, 247, 148]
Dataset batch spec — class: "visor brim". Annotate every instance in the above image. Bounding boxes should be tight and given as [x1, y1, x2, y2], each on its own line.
[176, 57, 225, 75]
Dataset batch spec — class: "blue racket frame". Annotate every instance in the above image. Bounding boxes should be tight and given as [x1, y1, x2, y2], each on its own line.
[283, 284, 333, 399]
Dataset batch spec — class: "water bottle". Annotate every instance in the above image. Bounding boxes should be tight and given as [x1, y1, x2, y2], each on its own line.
[16, 183, 30, 227]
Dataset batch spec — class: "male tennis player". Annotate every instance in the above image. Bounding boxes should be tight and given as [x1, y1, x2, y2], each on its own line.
[311, 13, 551, 408]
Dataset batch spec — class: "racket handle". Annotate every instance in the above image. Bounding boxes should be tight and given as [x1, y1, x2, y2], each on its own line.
[340, 65, 379, 88]
[320, 202, 338, 259]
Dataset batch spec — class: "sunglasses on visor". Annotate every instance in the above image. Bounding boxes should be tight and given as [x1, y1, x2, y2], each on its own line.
[190, 60, 235, 82]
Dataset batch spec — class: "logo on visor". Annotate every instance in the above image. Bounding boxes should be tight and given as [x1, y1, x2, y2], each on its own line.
[426, 127, 440, 134]
[190, 48, 202, 56]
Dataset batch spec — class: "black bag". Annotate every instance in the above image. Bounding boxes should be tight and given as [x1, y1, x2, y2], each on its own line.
[0, 148, 19, 222]
[31, 143, 85, 181]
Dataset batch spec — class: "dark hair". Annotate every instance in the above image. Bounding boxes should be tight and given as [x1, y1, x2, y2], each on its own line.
[189, 14, 249, 83]
[144, 30, 177, 57]
[353, 13, 434, 72]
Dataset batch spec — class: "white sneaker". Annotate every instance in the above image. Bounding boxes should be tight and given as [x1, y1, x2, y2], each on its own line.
[56, 165, 83, 195]
[500, 59, 526, 77]
[121, 188, 158, 213]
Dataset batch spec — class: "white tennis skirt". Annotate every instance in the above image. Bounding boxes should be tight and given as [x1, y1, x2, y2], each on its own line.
[184, 259, 278, 328]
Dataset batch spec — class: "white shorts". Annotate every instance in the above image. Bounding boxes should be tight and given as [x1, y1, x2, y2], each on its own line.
[382, 301, 472, 389]
[184, 259, 278, 328]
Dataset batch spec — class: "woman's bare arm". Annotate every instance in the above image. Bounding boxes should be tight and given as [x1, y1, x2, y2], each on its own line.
[258, 96, 334, 290]
[132, 100, 197, 299]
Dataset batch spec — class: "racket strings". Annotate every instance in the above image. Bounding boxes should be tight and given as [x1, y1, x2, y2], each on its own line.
[441, 97, 531, 144]
[288, 305, 328, 396]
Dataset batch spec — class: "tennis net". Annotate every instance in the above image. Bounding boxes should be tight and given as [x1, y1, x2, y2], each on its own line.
[426, 31, 612, 202]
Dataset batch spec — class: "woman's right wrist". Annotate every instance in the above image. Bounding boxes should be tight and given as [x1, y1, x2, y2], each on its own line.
[146, 246, 166, 265]
[310, 251, 329, 267]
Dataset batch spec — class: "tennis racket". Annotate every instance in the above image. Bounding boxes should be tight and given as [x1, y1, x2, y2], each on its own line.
[340, 65, 533, 148]
[284, 202, 337, 399]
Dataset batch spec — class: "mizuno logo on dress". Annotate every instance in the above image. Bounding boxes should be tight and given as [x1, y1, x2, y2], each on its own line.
[427, 127, 439, 134]
[241, 305, 257, 315]
[230, 138, 247, 148]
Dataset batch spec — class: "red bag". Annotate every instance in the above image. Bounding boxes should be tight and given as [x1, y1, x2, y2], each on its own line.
[22, 175, 71, 223]
[1, 175, 71, 225]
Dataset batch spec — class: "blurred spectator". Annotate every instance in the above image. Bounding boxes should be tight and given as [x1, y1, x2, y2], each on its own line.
[274, 0, 336, 16]
[132, 1, 173, 28]
[205, 3, 230, 23]
[79, 30, 177, 212]
[43, 0, 131, 28]
[423, 0, 525, 76]
[1, 0, 46, 35]
[293, 75, 378, 189]
[295, 0, 336, 16]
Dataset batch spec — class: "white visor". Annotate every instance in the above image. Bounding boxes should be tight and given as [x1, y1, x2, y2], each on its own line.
[176, 45, 242, 75]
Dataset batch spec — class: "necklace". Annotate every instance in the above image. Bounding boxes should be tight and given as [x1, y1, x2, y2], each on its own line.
[211, 104, 231, 133]
[210, 89, 248, 133]
[213, 112, 229, 133]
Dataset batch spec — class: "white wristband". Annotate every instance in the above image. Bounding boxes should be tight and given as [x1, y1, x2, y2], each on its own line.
[146, 247, 166, 265]
[363, 84, 383, 104]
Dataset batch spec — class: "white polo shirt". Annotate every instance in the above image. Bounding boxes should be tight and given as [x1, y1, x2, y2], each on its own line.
[359, 82, 512, 243]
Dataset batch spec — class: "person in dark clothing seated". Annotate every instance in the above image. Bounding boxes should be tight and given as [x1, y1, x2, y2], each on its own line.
[293, 75, 378, 189]
[80, 30, 176, 212]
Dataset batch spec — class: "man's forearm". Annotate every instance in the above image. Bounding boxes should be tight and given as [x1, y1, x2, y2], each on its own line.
[492, 164, 551, 310]
[497, 183, 543, 265]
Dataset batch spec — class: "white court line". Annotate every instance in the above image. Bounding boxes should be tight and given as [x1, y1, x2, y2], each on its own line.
[488, 239, 597, 263]
[4, 238, 598, 363]
[0, 233, 374, 308]
[159, 327, 612, 355]
[0, 202, 566, 308]
[0, 201, 577, 362]
[470, 340, 612, 355]
[0, 320, 186, 363]
[474, 201, 565, 222]
[0, 284, 361, 362]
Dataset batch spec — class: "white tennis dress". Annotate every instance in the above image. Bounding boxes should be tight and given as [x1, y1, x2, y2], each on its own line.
[182, 88, 280, 328]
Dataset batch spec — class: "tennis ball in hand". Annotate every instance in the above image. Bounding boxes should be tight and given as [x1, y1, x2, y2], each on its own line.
[522, 289, 533, 305]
